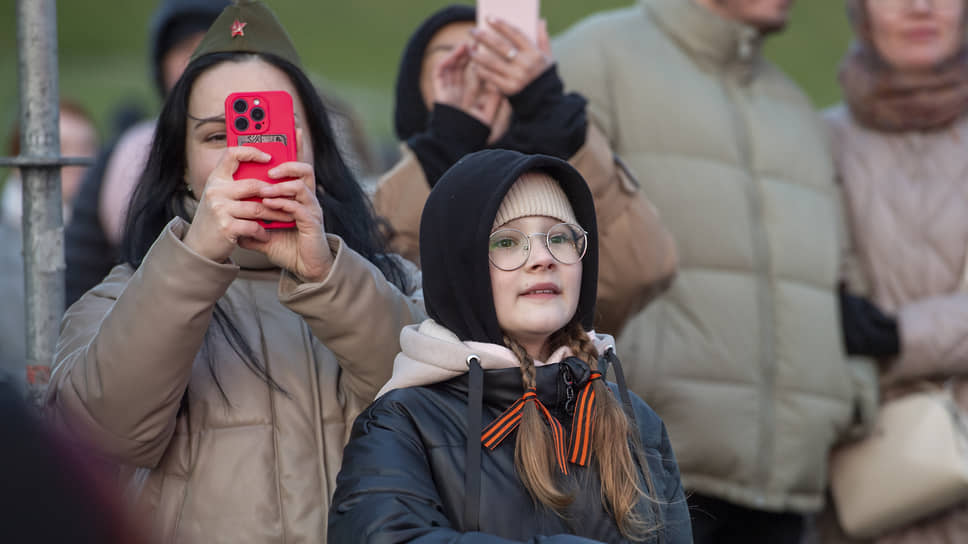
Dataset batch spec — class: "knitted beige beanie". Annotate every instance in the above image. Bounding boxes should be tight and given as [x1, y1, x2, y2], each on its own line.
[492, 172, 577, 230]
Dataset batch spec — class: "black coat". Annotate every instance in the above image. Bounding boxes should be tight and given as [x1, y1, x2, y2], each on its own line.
[329, 358, 692, 543]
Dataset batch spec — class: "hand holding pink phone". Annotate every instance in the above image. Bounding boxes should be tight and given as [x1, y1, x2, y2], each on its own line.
[225, 90, 298, 229]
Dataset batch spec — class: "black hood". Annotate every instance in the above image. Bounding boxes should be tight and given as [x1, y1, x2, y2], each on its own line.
[393, 4, 476, 141]
[149, 0, 229, 97]
[419, 149, 599, 346]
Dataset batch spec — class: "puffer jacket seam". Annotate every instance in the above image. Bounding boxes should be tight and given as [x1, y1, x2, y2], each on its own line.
[304, 324, 329, 537]
[721, 77, 777, 496]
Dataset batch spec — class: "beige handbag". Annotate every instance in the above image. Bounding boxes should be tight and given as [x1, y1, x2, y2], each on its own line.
[829, 381, 968, 539]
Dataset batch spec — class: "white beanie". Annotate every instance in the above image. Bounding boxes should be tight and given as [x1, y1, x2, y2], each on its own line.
[492, 172, 578, 230]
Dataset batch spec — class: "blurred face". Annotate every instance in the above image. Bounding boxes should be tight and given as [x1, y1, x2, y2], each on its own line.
[696, 0, 795, 32]
[59, 111, 98, 207]
[162, 32, 207, 93]
[418, 21, 511, 143]
[867, 0, 964, 70]
[490, 215, 582, 360]
[184, 57, 312, 197]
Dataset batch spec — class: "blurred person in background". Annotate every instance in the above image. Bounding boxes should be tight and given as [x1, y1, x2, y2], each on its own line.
[0, 377, 151, 543]
[554, 1, 879, 542]
[1, 100, 98, 226]
[820, 0, 968, 541]
[45, 2, 423, 542]
[64, 0, 229, 308]
[1, 101, 97, 383]
[372, 4, 677, 337]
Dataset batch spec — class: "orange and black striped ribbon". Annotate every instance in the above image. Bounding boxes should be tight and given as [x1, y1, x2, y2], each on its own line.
[567, 372, 602, 466]
[481, 388, 569, 474]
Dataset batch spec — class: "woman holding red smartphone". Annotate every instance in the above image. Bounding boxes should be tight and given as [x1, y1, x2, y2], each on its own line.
[44, 2, 423, 543]
[373, 4, 678, 338]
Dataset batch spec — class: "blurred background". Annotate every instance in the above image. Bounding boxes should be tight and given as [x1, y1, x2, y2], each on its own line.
[0, 0, 851, 178]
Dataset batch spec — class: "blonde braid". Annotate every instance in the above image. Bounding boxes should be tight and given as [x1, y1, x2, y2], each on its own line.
[558, 320, 662, 541]
[504, 335, 574, 510]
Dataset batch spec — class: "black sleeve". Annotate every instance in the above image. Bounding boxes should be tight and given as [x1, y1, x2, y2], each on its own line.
[499, 65, 588, 160]
[406, 104, 490, 189]
[328, 393, 606, 544]
[65, 143, 120, 308]
[839, 284, 901, 358]
[630, 396, 693, 544]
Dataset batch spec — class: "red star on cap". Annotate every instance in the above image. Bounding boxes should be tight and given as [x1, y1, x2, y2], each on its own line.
[231, 19, 247, 38]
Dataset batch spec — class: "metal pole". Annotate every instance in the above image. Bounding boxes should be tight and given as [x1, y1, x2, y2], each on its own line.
[16, 0, 63, 408]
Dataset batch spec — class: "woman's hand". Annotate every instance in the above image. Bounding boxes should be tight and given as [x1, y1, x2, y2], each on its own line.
[469, 17, 552, 97]
[183, 146, 293, 263]
[241, 161, 333, 283]
[433, 42, 503, 127]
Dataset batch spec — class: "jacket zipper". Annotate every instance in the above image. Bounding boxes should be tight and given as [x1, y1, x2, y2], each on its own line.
[722, 72, 776, 504]
[561, 366, 576, 417]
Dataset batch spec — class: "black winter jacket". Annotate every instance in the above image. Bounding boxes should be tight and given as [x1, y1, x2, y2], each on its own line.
[329, 358, 692, 543]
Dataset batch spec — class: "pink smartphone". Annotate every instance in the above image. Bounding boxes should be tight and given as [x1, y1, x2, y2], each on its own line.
[224, 90, 297, 229]
[477, 0, 540, 45]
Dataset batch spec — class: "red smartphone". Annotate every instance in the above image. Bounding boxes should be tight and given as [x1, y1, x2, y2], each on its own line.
[224, 90, 297, 229]
[477, 0, 540, 45]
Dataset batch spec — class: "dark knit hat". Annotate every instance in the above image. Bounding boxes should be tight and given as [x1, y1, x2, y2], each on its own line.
[189, 0, 302, 68]
[394, 4, 475, 141]
[419, 150, 599, 345]
[149, 0, 229, 97]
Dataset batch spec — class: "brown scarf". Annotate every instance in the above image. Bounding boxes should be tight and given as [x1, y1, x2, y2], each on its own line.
[840, 0, 968, 132]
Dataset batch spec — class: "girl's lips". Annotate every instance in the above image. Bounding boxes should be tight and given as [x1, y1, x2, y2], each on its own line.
[520, 283, 561, 297]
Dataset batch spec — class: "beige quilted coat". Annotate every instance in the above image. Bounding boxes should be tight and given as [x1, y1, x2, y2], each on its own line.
[820, 107, 968, 544]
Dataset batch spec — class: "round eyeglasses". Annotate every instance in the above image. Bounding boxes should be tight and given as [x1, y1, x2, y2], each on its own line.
[488, 222, 588, 271]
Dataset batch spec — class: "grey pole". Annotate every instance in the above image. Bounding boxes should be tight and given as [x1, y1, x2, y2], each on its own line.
[16, 0, 63, 407]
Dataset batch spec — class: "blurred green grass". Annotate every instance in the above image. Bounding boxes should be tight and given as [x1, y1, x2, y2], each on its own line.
[0, 1, 851, 168]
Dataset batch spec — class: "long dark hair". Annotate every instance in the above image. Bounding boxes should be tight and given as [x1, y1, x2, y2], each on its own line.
[121, 51, 407, 398]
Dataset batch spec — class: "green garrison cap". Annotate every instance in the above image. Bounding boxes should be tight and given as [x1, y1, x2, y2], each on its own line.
[189, 0, 302, 67]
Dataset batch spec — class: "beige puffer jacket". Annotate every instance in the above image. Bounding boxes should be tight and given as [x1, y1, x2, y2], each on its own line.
[46, 218, 424, 544]
[554, 0, 877, 514]
[820, 108, 968, 544]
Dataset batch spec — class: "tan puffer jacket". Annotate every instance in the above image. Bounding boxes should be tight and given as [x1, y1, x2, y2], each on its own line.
[821, 107, 968, 544]
[46, 218, 424, 544]
[554, 0, 877, 513]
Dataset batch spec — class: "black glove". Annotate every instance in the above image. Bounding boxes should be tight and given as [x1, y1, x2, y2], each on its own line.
[839, 284, 901, 358]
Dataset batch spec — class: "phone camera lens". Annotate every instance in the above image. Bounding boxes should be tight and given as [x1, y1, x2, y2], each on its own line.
[233, 99, 248, 113]
[235, 117, 249, 131]
[250, 107, 265, 122]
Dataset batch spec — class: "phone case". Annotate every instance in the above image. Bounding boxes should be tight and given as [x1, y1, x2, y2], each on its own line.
[477, 0, 540, 45]
[224, 90, 297, 229]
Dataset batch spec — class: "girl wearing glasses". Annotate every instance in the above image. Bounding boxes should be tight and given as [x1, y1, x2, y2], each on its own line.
[329, 149, 691, 543]
[822, 0, 968, 542]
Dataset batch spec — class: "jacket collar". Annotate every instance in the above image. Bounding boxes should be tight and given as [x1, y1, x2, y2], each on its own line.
[377, 319, 615, 399]
[644, 0, 761, 81]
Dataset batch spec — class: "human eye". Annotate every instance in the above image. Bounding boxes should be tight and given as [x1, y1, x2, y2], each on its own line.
[204, 132, 227, 144]
[548, 233, 570, 246]
[489, 235, 519, 251]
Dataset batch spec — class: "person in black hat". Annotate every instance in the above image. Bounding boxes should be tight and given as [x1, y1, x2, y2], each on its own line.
[330, 149, 691, 543]
[371, 4, 678, 337]
[46, 2, 423, 542]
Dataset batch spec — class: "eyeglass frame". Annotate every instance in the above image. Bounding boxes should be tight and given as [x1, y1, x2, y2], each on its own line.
[487, 222, 589, 271]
